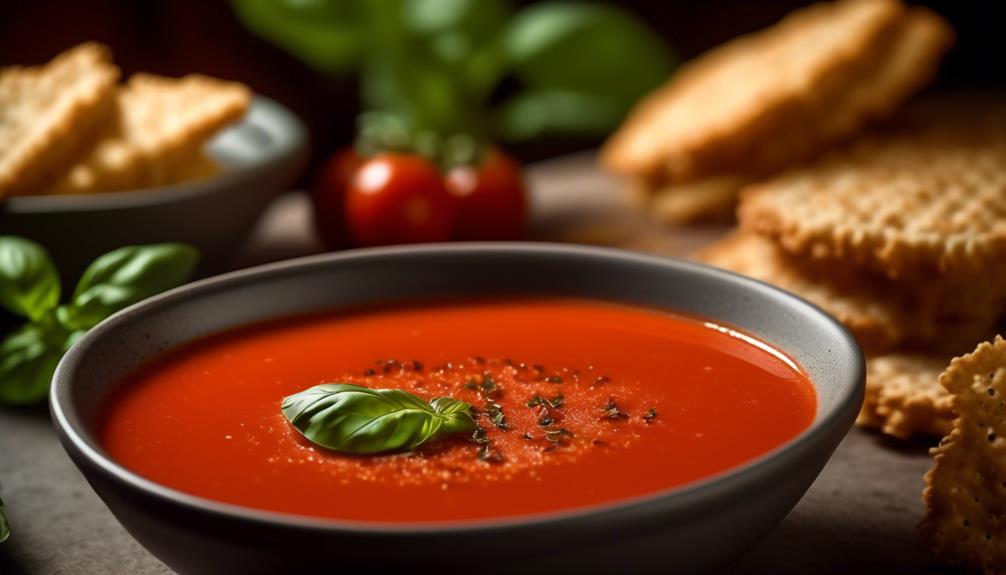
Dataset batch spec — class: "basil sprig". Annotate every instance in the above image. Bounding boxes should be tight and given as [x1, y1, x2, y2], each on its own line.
[233, 0, 675, 143]
[282, 383, 477, 454]
[0, 237, 198, 406]
[0, 494, 9, 543]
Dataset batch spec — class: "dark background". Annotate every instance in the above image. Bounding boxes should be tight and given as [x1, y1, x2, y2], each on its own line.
[1, 0, 997, 173]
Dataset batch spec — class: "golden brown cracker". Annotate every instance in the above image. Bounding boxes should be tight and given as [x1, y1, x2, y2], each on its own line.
[0, 43, 120, 197]
[699, 232, 913, 352]
[44, 73, 250, 195]
[811, 7, 953, 148]
[711, 6, 951, 186]
[601, 0, 908, 181]
[739, 106, 1006, 281]
[166, 152, 221, 185]
[921, 336, 1006, 573]
[645, 175, 748, 224]
[859, 353, 954, 439]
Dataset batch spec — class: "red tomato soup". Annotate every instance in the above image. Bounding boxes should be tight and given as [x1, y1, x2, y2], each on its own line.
[101, 298, 816, 523]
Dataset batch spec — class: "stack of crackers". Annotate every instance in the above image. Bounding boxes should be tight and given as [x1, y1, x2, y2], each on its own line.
[702, 104, 1006, 440]
[710, 107, 1006, 569]
[0, 43, 251, 199]
[602, 0, 979, 440]
[705, 105, 1006, 574]
[601, 0, 954, 224]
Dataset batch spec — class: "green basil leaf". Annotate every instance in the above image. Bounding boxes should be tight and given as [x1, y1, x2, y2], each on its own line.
[360, 55, 470, 136]
[503, 2, 675, 116]
[0, 494, 9, 543]
[231, 0, 368, 74]
[282, 383, 476, 454]
[403, 0, 509, 38]
[0, 236, 60, 321]
[64, 244, 198, 331]
[429, 396, 474, 417]
[494, 89, 623, 141]
[61, 326, 87, 352]
[402, 0, 511, 102]
[0, 322, 64, 406]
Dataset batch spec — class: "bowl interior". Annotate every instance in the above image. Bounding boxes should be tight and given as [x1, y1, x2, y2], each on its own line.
[53, 243, 864, 526]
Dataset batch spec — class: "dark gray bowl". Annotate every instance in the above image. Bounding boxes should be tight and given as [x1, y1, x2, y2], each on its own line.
[50, 243, 864, 575]
[0, 95, 307, 280]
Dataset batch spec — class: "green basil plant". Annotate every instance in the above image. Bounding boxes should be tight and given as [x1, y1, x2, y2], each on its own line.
[232, 0, 676, 142]
[0, 237, 198, 406]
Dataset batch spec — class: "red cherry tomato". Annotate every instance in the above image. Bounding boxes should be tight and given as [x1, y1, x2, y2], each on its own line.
[446, 149, 527, 241]
[310, 148, 362, 250]
[345, 154, 457, 247]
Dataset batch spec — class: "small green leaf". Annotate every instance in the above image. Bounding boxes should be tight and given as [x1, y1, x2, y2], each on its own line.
[361, 53, 478, 138]
[402, 0, 511, 102]
[0, 494, 9, 543]
[282, 384, 477, 454]
[231, 0, 368, 74]
[64, 244, 198, 331]
[403, 0, 509, 38]
[0, 321, 65, 406]
[503, 2, 675, 117]
[494, 90, 623, 141]
[0, 241, 197, 406]
[0, 236, 60, 321]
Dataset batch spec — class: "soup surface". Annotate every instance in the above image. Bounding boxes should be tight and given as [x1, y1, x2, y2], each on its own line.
[101, 298, 816, 523]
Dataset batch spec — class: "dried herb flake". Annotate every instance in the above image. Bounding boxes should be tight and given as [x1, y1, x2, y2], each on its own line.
[603, 398, 628, 420]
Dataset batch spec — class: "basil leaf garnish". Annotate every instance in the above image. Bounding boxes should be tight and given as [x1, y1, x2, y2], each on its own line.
[62, 244, 199, 331]
[0, 236, 60, 321]
[0, 494, 9, 543]
[282, 384, 477, 454]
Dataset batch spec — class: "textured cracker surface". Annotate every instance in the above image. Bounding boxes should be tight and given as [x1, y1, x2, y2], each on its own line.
[645, 175, 748, 224]
[740, 106, 1006, 280]
[629, 6, 950, 224]
[860, 353, 954, 439]
[0, 43, 119, 197]
[921, 337, 1006, 574]
[603, 1, 951, 226]
[165, 151, 221, 185]
[601, 0, 908, 181]
[699, 232, 909, 351]
[701, 231, 996, 439]
[698, 232, 996, 352]
[802, 7, 952, 156]
[42, 73, 250, 195]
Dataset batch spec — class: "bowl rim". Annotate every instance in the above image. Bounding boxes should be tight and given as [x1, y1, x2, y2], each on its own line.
[2, 95, 305, 214]
[50, 242, 865, 536]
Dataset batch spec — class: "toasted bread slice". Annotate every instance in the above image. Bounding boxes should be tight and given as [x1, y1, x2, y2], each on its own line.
[44, 73, 250, 195]
[612, 2, 953, 223]
[601, 0, 907, 181]
[0, 43, 120, 197]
